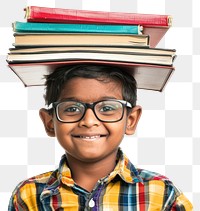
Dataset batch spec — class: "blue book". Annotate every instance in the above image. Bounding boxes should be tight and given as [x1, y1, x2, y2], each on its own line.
[13, 21, 142, 34]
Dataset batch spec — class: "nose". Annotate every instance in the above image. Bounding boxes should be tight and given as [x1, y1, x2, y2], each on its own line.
[78, 108, 100, 128]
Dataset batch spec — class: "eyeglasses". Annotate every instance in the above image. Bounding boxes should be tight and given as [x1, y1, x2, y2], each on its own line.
[49, 99, 132, 123]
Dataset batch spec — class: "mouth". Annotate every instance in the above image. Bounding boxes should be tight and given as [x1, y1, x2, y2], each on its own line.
[72, 134, 107, 141]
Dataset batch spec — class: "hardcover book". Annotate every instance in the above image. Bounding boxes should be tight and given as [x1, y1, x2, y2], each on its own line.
[7, 49, 176, 66]
[13, 21, 143, 34]
[13, 33, 149, 47]
[25, 6, 172, 27]
[8, 45, 175, 56]
[7, 60, 174, 91]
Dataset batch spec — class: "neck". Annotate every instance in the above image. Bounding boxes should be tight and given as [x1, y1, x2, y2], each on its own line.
[66, 152, 118, 192]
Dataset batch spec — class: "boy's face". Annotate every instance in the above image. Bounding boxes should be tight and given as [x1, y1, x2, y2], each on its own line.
[40, 77, 141, 163]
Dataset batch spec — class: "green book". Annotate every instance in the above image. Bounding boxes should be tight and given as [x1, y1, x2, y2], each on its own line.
[13, 21, 143, 34]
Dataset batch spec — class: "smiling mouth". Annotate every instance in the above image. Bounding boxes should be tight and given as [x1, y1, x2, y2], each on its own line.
[72, 135, 107, 140]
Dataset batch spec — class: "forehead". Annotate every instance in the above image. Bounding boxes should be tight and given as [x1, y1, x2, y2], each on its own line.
[59, 77, 123, 102]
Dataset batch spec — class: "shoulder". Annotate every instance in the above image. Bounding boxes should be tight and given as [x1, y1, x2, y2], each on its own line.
[137, 168, 176, 190]
[10, 154, 67, 199]
[136, 168, 193, 210]
[136, 168, 179, 199]
[12, 169, 57, 197]
[8, 169, 58, 210]
[137, 168, 169, 182]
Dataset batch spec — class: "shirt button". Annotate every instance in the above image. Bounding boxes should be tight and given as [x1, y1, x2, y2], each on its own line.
[89, 198, 95, 208]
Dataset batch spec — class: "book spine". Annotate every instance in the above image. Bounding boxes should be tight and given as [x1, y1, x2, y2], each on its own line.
[25, 6, 171, 27]
[13, 21, 142, 34]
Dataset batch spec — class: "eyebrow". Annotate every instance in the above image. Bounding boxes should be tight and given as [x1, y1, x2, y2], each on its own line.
[59, 96, 119, 102]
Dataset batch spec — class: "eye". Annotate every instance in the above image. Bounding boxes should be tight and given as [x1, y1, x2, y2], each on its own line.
[100, 105, 116, 112]
[63, 105, 83, 114]
[59, 102, 84, 116]
[64, 106, 80, 113]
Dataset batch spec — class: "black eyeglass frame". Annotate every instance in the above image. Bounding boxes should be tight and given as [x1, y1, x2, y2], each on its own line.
[49, 99, 133, 123]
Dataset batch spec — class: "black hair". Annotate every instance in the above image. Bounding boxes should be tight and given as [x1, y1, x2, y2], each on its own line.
[44, 64, 137, 107]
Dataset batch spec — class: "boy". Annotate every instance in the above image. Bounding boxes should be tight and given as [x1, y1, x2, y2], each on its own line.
[8, 64, 193, 210]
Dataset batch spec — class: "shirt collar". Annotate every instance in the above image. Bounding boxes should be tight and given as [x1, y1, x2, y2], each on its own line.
[54, 148, 143, 187]
[41, 149, 143, 201]
[106, 148, 143, 184]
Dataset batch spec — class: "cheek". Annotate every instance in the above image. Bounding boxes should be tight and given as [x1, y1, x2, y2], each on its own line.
[53, 124, 73, 150]
[105, 121, 127, 139]
[53, 121, 72, 139]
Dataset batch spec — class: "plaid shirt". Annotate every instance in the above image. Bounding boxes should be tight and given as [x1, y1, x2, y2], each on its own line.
[8, 149, 193, 211]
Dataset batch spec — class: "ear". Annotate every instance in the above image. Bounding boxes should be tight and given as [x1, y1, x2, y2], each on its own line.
[125, 105, 142, 135]
[39, 108, 55, 137]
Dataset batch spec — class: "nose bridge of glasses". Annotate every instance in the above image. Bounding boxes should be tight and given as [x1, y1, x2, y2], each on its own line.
[79, 102, 100, 124]
[83, 102, 97, 116]
[85, 102, 95, 110]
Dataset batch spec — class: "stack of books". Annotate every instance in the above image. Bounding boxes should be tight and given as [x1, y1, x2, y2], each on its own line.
[6, 6, 176, 91]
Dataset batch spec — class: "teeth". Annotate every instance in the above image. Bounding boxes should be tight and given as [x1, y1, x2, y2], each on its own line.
[80, 135, 100, 139]
[72, 135, 106, 141]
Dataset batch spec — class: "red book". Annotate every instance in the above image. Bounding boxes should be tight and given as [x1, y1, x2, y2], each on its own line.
[25, 6, 172, 27]
[24, 6, 172, 47]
